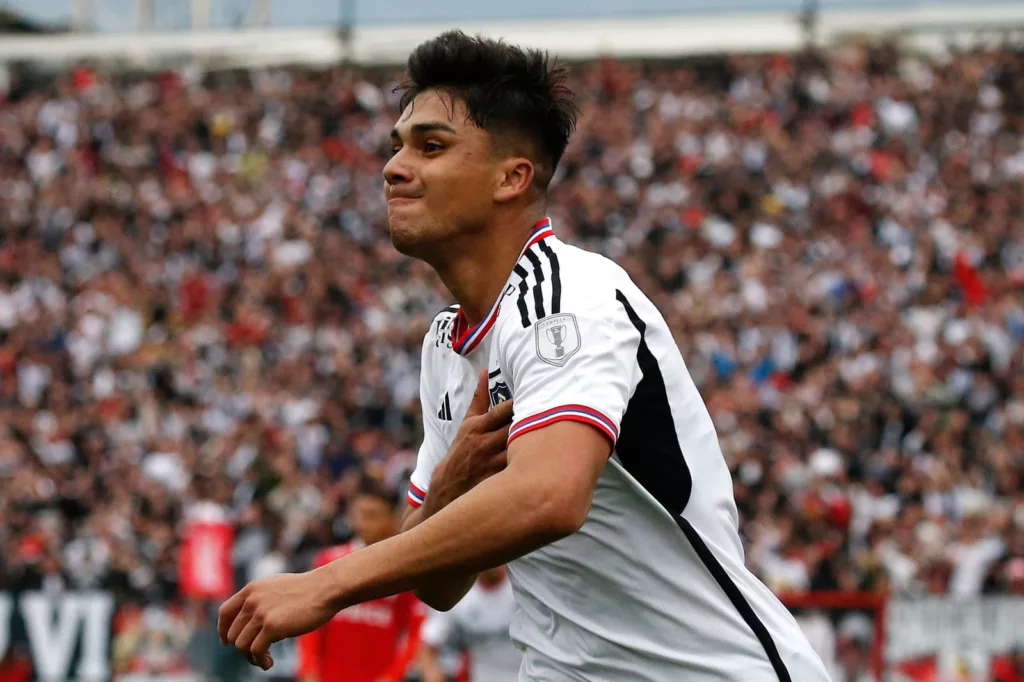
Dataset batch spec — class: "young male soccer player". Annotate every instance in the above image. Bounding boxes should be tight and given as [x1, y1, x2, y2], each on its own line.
[219, 30, 831, 682]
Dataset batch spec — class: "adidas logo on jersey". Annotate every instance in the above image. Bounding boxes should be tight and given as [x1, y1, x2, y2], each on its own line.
[437, 393, 452, 421]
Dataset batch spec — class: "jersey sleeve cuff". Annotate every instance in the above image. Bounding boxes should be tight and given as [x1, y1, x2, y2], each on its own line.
[407, 482, 427, 508]
[507, 404, 619, 447]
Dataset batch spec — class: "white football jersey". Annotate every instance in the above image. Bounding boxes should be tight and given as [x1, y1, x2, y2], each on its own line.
[408, 218, 831, 682]
[421, 576, 521, 682]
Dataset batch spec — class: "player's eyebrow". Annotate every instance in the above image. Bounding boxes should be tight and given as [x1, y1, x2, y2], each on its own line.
[390, 122, 458, 141]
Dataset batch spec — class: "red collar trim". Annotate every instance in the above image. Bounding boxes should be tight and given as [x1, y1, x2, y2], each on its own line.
[450, 218, 554, 356]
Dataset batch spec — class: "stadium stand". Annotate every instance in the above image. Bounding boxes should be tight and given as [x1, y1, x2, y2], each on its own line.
[0, 38, 1023, 682]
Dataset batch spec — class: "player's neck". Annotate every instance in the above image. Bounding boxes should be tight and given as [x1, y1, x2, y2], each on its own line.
[434, 215, 539, 326]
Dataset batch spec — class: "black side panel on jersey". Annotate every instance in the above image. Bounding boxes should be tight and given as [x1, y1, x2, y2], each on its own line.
[614, 290, 792, 682]
[614, 294, 692, 516]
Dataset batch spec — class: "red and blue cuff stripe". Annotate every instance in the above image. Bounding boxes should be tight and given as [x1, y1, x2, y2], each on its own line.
[507, 404, 619, 446]
[407, 482, 426, 508]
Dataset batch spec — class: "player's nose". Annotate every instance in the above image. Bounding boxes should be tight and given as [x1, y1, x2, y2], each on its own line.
[382, 152, 414, 187]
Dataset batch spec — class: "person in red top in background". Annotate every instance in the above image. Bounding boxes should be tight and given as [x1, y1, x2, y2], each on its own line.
[298, 478, 424, 682]
[993, 647, 1024, 682]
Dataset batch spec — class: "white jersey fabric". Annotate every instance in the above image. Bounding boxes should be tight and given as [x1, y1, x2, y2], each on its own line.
[421, 576, 521, 682]
[408, 218, 831, 682]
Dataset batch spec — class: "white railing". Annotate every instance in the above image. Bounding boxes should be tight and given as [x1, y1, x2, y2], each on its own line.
[7, 0, 1024, 33]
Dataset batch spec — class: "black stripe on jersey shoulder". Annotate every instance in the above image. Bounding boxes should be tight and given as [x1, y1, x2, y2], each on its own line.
[537, 240, 561, 314]
[487, 368, 502, 379]
[512, 264, 531, 328]
[524, 249, 546, 321]
[614, 290, 792, 682]
[514, 241, 562, 328]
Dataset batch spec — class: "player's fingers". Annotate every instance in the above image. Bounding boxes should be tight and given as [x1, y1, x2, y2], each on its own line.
[470, 451, 507, 487]
[250, 630, 275, 671]
[479, 425, 511, 454]
[466, 369, 490, 416]
[488, 449, 508, 472]
[233, 617, 263, 661]
[226, 600, 254, 645]
[218, 591, 246, 643]
[480, 399, 514, 430]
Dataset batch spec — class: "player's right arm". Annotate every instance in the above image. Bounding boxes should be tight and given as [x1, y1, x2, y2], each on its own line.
[402, 319, 511, 611]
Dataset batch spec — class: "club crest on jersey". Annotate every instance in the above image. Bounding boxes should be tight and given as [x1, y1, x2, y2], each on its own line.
[489, 381, 512, 406]
[535, 313, 581, 367]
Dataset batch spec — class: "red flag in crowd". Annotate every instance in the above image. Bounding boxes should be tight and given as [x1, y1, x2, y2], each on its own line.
[179, 519, 235, 600]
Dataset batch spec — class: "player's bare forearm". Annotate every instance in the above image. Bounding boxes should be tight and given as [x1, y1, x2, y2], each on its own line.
[400, 506, 477, 610]
[324, 470, 562, 611]
[216, 423, 607, 669]
[319, 422, 608, 613]
[319, 425, 606, 610]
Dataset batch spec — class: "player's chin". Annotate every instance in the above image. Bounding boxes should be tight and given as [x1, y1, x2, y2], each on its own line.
[388, 219, 431, 257]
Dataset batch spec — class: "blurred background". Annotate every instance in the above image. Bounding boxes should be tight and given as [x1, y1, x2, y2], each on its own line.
[0, 1, 1023, 681]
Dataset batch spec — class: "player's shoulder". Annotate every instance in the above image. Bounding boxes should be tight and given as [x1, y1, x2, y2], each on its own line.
[498, 238, 636, 334]
[431, 304, 461, 324]
[557, 240, 635, 301]
[421, 304, 460, 355]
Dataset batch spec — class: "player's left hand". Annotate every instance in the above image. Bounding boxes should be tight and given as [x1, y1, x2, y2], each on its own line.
[218, 569, 337, 670]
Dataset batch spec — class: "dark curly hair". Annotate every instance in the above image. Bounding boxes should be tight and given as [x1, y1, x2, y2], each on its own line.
[396, 30, 579, 190]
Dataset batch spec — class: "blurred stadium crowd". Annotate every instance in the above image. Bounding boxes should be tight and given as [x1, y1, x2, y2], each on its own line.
[1, 40, 1023, 677]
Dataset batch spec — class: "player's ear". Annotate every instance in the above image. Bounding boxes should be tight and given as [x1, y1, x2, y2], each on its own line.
[493, 157, 535, 204]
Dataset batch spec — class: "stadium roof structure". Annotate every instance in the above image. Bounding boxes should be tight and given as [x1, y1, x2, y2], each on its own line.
[0, 8, 62, 34]
[0, 1, 1023, 67]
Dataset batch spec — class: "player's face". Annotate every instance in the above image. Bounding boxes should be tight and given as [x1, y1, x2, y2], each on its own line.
[383, 90, 498, 258]
[348, 495, 398, 546]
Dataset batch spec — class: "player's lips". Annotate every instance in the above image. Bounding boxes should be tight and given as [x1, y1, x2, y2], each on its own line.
[387, 189, 423, 204]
